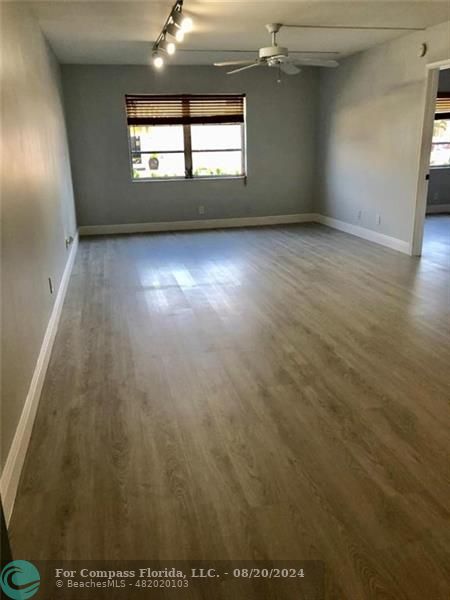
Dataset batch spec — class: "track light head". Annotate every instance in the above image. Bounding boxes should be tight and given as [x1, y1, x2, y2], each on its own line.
[171, 10, 193, 32]
[153, 53, 164, 69]
[182, 16, 193, 32]
[166, 22, 184, 42]
[159, 39, 176, 55]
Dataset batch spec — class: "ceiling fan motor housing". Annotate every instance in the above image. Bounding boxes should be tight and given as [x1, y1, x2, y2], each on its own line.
[259, 46, 288, 60]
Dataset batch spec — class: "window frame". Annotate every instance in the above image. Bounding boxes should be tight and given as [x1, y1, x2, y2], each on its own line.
[430, 116, 450, 168]
[430, 96, 450, 168]
[125, 96, 247, 183]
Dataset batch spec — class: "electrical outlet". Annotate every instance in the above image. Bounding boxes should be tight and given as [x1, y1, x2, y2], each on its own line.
[198, 205, 205, 215]
[376, 214, 381, 226]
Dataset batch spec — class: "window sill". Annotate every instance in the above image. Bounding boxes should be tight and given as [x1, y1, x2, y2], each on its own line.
[132, 175, 246, 183]
[429, 165, 450, 169]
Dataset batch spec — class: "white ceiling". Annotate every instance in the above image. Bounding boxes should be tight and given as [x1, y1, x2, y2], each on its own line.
[26, 1, 450, 65]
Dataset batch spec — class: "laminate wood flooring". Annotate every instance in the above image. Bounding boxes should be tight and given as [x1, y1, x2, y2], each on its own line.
[10, 220, 450, 599]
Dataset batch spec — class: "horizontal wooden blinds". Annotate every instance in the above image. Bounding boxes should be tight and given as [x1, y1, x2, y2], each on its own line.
[435, 93, 450, 119]
[125, 94, 245, 126]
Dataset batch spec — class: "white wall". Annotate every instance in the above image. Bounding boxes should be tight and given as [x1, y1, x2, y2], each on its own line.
[1, 4, 77, 469]
[62, 65, 319, 226]
[317, 21, 450, 244]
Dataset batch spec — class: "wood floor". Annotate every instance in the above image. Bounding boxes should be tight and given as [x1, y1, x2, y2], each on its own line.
[10, 220, 450, 599]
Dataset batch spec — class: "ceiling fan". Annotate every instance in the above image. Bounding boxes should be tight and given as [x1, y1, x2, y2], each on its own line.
[214, 23, 339, 75]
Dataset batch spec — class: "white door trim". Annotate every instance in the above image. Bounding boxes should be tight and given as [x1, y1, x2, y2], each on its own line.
[411, 60, 450, 256]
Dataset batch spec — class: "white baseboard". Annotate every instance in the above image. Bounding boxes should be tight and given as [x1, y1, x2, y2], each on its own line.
[0, 233, 79, 525]
[79, 213, 412, 255]
[426, 203, 450, 214]
[316, 215, 411, 255]
[79, 213, 319, 236]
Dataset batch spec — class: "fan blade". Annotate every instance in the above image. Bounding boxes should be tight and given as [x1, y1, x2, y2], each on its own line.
[227, 62, 262, 75]
[289, 51, 340, 55]
[284, 24, 424, 32]
[184, 49, 339, 54]
[280, 62, 301, 75]
[294, 57, 339, 68]
[214, 60, 256, 67]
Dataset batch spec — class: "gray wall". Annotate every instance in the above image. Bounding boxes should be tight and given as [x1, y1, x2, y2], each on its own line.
[427, 168, 450, 208]
[62, 65, 319, 226]
[427, 68, 450, 210]
[435, 67, 450, 92]
[317, 21, 450, 243]
[1, 4, 77, 469]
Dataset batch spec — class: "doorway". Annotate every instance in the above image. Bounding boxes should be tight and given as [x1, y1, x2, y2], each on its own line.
[412, 62, 450, 256]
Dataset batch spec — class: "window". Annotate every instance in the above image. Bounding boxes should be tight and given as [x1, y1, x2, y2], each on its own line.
[430, 93, 450, 167]
[125, 94, 246, 180]
[129, 124, 186, 178]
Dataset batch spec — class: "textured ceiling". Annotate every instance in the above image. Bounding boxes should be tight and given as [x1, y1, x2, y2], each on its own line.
[26, 1, 450, 65]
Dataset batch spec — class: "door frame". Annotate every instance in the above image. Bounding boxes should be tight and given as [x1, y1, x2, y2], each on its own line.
[411, 59, 450, 256]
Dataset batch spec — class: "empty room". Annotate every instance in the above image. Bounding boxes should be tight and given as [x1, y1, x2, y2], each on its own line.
[1, 1, 449, 599]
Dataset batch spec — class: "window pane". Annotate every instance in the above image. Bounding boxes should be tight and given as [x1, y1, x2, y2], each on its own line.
[432, 119, 450, 143]
[129, 125, 184, 152]
[192, 151, 243, 177]
[132, 152, 185, 179]
[430, 143, 450, 167]
[191, 124, 242, 151]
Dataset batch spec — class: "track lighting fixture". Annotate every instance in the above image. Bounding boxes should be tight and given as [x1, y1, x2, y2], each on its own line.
[159, 39, 176, 55]
[166, 23, 184, 43]
[171, 11, 193, 33]
[182, 17, 193, 32]
[153, 54, 164, 69]
[152, 0, 193, 69]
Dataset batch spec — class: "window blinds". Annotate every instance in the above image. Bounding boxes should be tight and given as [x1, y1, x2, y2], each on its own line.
[125, 94, 245, 126]
[435, 93, 450, 119]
